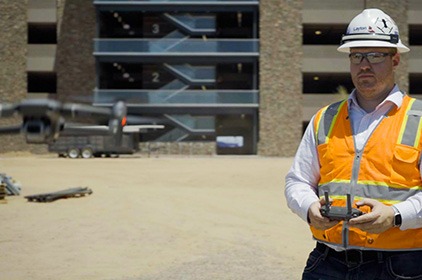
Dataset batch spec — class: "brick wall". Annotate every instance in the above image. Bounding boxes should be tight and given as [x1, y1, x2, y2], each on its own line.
[56, 0, 96, 101]
[258, 0, 304, 156]
[0, 0, 29, 153]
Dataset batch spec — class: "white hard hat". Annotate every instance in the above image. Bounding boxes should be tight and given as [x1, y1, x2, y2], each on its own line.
[337, 8, 409, 53]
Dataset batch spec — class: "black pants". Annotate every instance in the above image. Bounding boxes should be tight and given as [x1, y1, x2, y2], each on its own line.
[302, 242, 422, 280]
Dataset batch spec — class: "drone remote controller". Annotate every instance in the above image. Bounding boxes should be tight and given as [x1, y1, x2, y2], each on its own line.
[320, 191, 364, 221]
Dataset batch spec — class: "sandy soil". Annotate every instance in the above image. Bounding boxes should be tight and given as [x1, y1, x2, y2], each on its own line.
[0, 154, 314, 280]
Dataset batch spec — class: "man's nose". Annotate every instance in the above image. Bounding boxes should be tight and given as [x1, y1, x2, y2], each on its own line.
[359, 57, 372, 69]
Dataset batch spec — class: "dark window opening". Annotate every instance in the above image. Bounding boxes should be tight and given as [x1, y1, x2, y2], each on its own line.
[28, 23, 57, 44]
[410, 73, 422, 94]
[303, 24, 347, 45]
[99, 11, 144, 38]
[99, 63, 144, 89]
[217, 63, 254, 89]
[216, 114, 255, 155]
[303, 73, 353, 94]
[27, 72, 57, 93]
[409, 25, 422, 45]
[216, 12, 255, 38]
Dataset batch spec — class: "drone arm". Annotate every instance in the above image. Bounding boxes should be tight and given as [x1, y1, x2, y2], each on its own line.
[61, 103, 112, 123]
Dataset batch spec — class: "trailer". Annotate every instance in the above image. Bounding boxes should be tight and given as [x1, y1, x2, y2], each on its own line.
[48, 133, 140, 158]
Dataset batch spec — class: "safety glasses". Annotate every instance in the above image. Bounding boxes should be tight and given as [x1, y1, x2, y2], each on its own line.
[349, 52, 394, 64]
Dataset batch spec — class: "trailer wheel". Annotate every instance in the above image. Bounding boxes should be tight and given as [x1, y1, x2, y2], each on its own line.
[67, 148, 80, 159]
[81, 147, 93, 159]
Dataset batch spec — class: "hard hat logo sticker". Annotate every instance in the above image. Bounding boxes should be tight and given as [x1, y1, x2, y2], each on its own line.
[352, 26, 367, 32]
[375, 17, 393, 34]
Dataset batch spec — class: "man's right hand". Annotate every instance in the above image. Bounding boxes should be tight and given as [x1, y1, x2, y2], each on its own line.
[308, 198, 339, 230]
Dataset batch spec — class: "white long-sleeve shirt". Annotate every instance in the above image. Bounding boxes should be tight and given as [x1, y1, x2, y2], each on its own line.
[285, 85, 422, 231]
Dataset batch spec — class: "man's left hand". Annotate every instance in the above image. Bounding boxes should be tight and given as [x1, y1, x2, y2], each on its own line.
[348, 198, 395, 233]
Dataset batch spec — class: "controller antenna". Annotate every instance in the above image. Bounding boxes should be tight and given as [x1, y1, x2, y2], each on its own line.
[324, 191, 330, 212]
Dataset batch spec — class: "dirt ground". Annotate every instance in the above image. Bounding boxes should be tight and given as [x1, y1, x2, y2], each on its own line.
[0, 153, 315, 280]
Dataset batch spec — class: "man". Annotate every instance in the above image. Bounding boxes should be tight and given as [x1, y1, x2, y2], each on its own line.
[285, 8, 422, 279]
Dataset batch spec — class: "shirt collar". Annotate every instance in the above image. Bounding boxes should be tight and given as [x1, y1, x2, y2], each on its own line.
[348, 85, 404, 111]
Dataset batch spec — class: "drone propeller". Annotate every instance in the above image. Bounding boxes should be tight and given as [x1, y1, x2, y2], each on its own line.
[0, 99, 119, 144]
[0, 98, 166, 145]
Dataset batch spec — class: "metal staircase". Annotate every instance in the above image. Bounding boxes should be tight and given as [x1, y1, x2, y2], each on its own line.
[162, 13, 216, 36]
[93, 0, 259, 153]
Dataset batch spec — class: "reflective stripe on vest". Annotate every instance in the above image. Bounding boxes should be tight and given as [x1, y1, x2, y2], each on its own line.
[317, 181, 422, 204]
[399, 98, 422, 147]
[316, 100, 347, 145]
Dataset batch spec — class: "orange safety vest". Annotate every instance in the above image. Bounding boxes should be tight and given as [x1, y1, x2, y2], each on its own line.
[311, 94, 422, 250]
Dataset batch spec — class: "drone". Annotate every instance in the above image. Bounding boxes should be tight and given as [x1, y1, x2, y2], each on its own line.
[0, 98, 164, 145]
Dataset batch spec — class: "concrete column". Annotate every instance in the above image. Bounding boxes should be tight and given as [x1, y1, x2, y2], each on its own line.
[0, 0, 28, 153]
[259, 0, 303, 156]
[365, 0, 409, 93]
[56, 0, 96, 101]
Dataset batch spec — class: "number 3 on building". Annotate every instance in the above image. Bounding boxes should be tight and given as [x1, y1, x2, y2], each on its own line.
[152, 23, 160, 34]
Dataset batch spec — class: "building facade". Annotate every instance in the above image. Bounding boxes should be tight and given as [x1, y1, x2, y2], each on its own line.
[0, 0, 420, 156]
